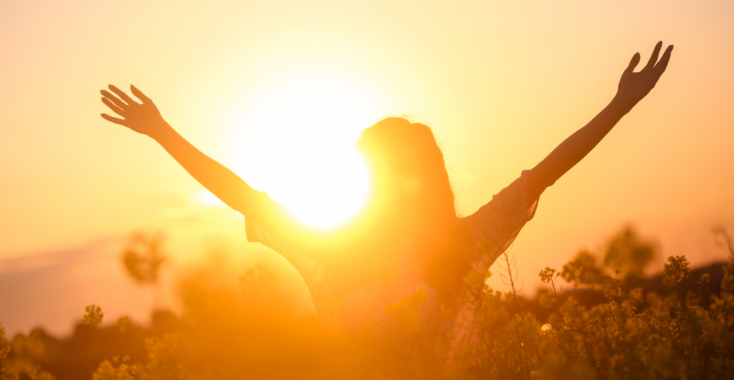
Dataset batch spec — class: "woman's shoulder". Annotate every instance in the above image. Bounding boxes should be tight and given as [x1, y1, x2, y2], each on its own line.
[459, 170, 538, 246]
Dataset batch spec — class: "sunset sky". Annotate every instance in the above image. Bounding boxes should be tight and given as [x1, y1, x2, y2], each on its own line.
[1, 0, 733, 335]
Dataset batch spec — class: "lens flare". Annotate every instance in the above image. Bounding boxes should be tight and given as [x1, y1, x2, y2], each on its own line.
[221, 67, 385, 228]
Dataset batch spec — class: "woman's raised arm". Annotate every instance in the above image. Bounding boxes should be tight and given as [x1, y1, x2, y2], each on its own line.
[525, 41, 673, 201]
[100, 85, 256, 214]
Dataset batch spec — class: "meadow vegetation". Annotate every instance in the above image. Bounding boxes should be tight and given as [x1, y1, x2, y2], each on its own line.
[2, 226, 733, 379]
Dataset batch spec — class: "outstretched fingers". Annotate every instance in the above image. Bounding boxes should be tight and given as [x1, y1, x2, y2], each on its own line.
[108, 85, 137, 106]
[644, 41, 663, 71]
[101, 90, 127, 109]
[101, 113, 126, 125]
[130, 85, 150, 103]
[102, 97, 126, 117]
[654, 45, 674, 78]
[625, 52, 641, 74]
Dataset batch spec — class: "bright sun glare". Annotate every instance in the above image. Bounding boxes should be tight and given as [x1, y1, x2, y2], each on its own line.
[221, 67, 387, 229]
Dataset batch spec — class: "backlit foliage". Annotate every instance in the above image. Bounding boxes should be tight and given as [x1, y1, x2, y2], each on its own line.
[663, 255, 690, 287]
[538, 267, 561, 309]
[0, 326, 55, 380]
[2, 226, 734, 379]
[0, 327, 15, 380]
[603, 224, 657, 277]
[82, 305, 104, 328]
[121, 233, 166, 286]
[93, 356, 135, 380]
[470, 258, 734, 379]
[469, 227, 734, 380]
[117, 317, 131, 334]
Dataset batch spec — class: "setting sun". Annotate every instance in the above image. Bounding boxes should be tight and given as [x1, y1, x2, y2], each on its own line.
[221, 66, 385, 228]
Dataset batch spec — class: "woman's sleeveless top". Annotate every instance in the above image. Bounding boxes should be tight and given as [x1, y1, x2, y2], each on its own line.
[243, 170, 539, 356]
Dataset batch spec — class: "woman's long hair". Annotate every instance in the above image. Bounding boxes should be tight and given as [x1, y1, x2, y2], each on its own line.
[354, 117, 469, 301]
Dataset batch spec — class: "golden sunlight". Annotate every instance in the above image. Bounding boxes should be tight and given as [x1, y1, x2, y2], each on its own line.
[222, 67, 387, 228]
[197, 190, 225, 206]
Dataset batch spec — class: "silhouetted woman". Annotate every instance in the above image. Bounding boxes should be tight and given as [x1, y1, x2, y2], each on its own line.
[100, 42, 672, 360]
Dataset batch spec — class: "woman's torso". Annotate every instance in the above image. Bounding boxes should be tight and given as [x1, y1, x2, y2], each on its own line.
[244, 170, 539, 355]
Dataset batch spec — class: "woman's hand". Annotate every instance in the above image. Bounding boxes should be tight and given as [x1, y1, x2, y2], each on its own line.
[527, 41, 674, 198]
[615, 41, 673, 108]
[100, 85, 170, 140]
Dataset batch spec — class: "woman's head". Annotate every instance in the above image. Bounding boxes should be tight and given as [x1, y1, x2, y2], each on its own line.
[355, 117, 456, 225]
[355, 117, 468, 300]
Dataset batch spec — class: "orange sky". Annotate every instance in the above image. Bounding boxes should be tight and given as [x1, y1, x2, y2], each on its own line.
[1, 0, 733, 335]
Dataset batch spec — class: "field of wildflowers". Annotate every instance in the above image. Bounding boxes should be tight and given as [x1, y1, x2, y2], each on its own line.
[2, 226, 733, 379]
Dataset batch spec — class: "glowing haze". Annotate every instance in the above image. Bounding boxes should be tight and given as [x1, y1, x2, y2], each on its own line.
[1, 0, 734, 335]
[222, 67, 378, 228]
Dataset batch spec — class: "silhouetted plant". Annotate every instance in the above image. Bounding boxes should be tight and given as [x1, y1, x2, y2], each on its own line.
[0, 326, 55, 380]
[82, 305, 104, 328]
[561, 249, 604, 290]
[121, 233, 166, 287]
[602, 224, 658, 277]
[120, 232, 167, 312]
[538, 267, 562, 308]
[663, 255, 690, 287]
[712, 226, 734, 258]
[498, 251, 523, 308]
[0, 327, 15, 380]
[116, 317, 131, 334]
